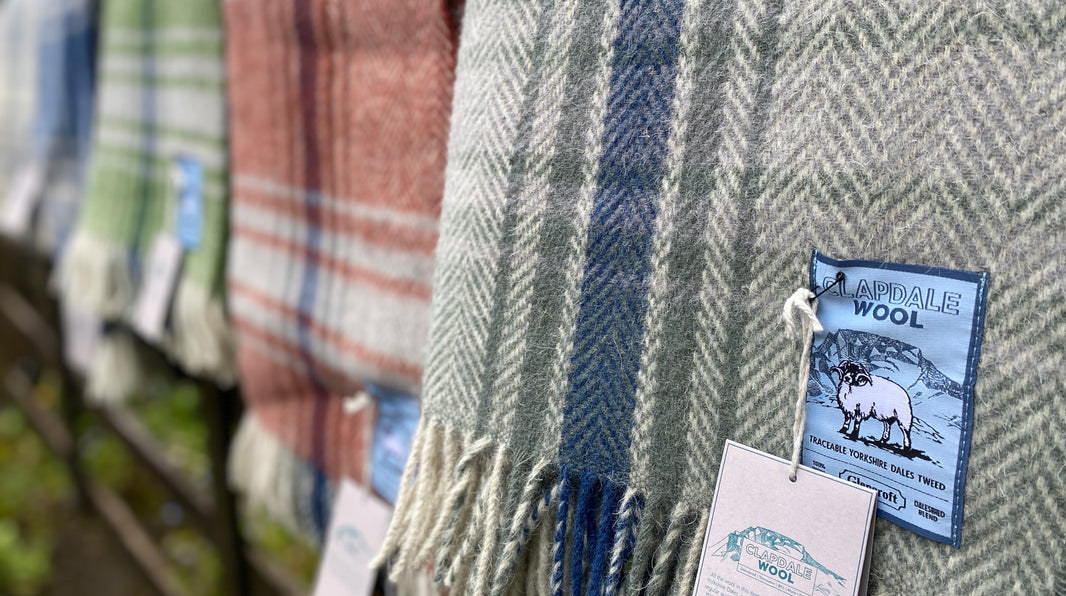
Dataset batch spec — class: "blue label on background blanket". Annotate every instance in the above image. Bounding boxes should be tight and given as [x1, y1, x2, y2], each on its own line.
[368, 383, 419, 505]
[173, 155, 203, 250]
[803, 251, 988, 547]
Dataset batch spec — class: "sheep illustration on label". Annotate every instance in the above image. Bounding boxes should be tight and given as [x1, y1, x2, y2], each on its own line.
[802, 251, 989, 548]
[829, 360, 913, 451]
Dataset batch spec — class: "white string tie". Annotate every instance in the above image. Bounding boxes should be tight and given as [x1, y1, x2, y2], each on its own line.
[783, 288, 823, 482]
[343, 390, 372, 415]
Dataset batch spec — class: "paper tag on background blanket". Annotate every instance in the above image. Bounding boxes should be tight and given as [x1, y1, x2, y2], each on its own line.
[802, 251, 989, 547]
[367, 383, 420, 505]
[0, 166, 44, 236]
[130, 235, 184, 342]
[312, 478, 392, 596]
[171, 155, 203, 250]
[693, 441, 877, 596]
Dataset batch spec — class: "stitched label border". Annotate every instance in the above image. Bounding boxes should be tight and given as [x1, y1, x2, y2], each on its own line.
[803, 251, 989, 547]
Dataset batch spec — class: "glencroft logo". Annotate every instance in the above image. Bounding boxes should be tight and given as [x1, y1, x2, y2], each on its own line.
[805, 250, 989, 547]
[838, 469, 905, 511]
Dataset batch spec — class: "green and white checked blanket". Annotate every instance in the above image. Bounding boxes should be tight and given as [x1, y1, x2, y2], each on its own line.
[379, 0, 1066, 594]
[57, 0, 233, 395]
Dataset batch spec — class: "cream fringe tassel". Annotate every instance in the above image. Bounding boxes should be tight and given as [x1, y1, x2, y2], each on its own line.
[228, 413, 307, 537]
[373, 421, 714, 594]
[85, 328, 145, 404]
[57, 232, 140, 404]
[54, 230, 134, 319]
[57, 232, 237, 396]
[229, 414, 443, 582]
[164, 278, 237, 387]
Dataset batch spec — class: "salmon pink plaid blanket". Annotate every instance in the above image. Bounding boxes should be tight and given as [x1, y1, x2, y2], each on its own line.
[225, 0, 458, 539]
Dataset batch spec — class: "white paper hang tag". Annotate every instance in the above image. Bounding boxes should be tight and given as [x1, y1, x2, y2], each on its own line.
[693, 441, 877, 596]
[130, 235, 184, 342]
[312, 478, 392, 596]
[0, 166, 44, 236]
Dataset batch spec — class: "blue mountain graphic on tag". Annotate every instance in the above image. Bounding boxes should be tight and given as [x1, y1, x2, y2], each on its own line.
[808, 329, 965, 463]
[334, 525, 371, 558]
[709, 526, 847, 594]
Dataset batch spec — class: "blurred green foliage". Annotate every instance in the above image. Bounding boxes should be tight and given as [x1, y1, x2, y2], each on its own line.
[0, 405, 71, 595]
[0, 375, 319, 595]
[76, 383, 219, 594]
[244, 509, 321, 588]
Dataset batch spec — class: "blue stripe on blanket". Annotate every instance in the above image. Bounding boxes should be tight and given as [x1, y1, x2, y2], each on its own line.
[560, 0, 685, 481]
[293, 0, 330, 540]
[129, 0, 158, 277]
[556, 2, 684, 591]
[35, 0, 96, 255]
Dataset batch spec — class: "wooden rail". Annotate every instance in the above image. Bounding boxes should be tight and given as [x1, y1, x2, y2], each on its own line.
[1, 366, 187, 596]
[0, 240, 304, 596]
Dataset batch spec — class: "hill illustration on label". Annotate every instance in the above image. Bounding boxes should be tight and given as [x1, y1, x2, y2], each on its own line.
[804, 251, 988, 547]
[808, 329, 961, 466]
[334, 524, 373, 558]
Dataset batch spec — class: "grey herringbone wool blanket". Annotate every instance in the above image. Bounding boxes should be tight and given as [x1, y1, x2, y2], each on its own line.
[376, 0, 1066, 594]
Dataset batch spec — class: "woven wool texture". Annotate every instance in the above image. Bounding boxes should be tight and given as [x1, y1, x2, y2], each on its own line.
[24, 0, 97, 255]
[379, 0, 1066, 594]
[57, 0, 235, 389]
[223, 0, 459, 540]
[0, 0, 44, 206]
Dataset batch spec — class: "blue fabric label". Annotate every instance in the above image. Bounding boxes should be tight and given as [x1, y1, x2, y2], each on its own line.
[173, 155, 203, 250]
[803, 251, 988, 547]
[368, 383, 420, 505]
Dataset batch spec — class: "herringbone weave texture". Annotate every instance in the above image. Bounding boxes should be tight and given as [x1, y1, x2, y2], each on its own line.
[57, 0, 235, 387]
[379, 0, 1066, 594]
[223, 0, 459, 540]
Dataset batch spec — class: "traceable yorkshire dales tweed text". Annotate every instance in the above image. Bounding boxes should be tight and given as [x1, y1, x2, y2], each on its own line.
[804, 252, 989, 548]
